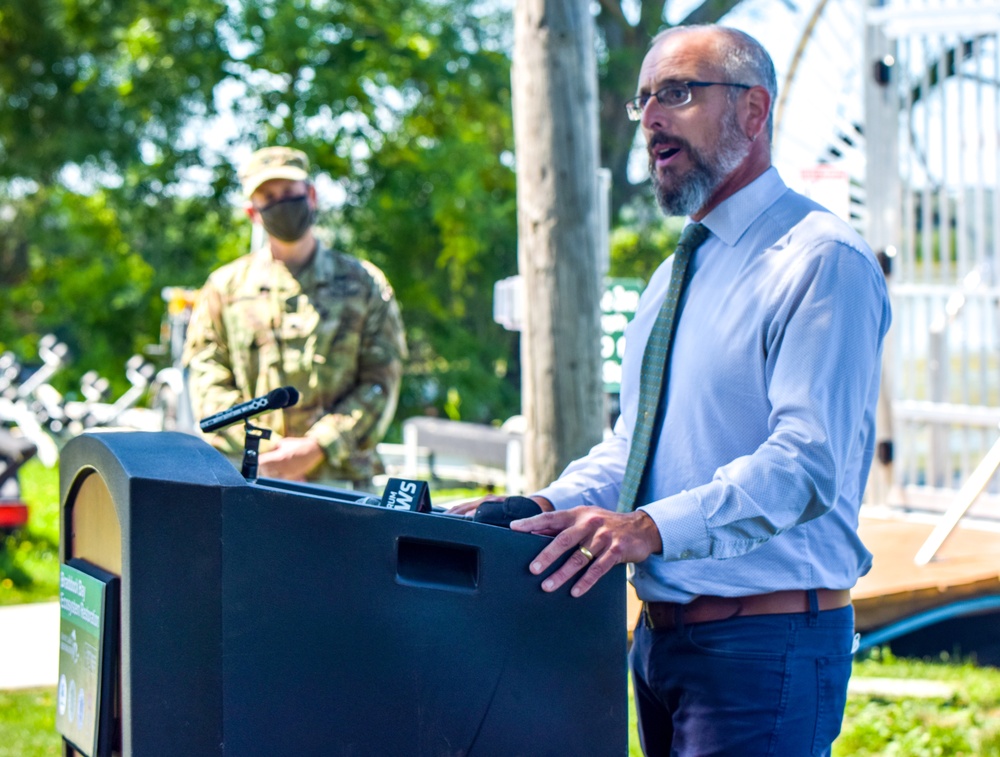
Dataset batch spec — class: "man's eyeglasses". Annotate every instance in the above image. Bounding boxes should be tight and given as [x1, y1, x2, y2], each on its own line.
[625, 81, 752, 121]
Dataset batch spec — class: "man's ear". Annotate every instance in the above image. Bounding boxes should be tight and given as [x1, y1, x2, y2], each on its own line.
[306, 182, 318, 208]
[743, 86, 771, 142]
[246, 203, 260, 223]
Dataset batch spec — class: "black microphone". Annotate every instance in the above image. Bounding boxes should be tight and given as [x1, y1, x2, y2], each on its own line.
[378, 477, 432, 513]
[199, 386, 300, 433]
[473, 496, 542, 528]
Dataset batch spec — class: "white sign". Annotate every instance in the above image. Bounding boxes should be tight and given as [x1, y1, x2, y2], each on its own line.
[799, 165, 851, 222]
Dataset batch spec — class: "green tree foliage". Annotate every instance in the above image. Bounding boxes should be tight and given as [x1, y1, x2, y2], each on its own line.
[0, 0, 238, 391]
[609, 214, 682, 285]
[338, 52, 520, 423]
[0, 0, 225, 181]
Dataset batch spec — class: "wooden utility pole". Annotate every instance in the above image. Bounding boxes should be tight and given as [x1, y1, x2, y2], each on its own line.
[513, 0, 604, 490]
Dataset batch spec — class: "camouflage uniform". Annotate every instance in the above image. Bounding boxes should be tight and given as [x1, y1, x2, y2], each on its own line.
[183, 242, 406, 485]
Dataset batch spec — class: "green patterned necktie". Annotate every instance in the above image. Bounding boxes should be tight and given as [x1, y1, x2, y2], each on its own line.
[618, 222, 710, 512]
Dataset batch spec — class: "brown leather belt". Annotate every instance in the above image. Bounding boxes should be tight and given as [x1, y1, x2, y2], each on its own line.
[642, 589, 852, 631]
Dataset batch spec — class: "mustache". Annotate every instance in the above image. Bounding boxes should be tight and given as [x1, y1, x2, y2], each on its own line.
[647, 132, 693, 160]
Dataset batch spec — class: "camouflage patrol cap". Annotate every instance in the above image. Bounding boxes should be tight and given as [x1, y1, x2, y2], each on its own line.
[238, 146, 311, 197]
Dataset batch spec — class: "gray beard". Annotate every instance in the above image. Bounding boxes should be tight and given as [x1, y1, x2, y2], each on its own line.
[650, 115, 750, 217]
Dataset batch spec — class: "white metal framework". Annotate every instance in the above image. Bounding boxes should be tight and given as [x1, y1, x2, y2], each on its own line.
[865, 0, 1000, 530]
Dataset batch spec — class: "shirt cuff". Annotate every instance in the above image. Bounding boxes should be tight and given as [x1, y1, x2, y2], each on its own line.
[639, 489, 712, 561]
[533, 479, 609, 511]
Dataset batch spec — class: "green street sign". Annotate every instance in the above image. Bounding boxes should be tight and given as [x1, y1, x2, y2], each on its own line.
[601, 278, 645, 393]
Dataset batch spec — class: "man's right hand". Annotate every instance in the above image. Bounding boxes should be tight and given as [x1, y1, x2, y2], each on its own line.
[446, 494, 505, 517]
[512, 506, 662, 597]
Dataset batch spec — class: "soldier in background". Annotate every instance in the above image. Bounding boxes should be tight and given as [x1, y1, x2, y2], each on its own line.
[183, 146, 406, 488]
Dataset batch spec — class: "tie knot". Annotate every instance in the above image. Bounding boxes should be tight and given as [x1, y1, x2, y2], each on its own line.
[677, 222, 709, 254]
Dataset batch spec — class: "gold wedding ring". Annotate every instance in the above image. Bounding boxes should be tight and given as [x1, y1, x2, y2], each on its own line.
[578, 545, 595, 562]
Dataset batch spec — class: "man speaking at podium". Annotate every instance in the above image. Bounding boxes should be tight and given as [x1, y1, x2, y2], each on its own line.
[455, 24, 890, 756]
[184, 146, 406, 488]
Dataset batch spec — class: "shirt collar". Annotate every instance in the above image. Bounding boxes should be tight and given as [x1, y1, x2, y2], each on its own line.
[696, 167, 786, 248]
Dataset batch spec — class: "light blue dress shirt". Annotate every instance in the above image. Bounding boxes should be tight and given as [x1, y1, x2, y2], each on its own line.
[536, 168, 892, 603]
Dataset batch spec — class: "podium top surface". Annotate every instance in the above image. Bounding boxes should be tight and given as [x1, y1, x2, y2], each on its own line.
[60, 430, 245, 493]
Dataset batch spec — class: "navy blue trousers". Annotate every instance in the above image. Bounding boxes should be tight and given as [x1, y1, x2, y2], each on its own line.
[629, 598, 855, 756]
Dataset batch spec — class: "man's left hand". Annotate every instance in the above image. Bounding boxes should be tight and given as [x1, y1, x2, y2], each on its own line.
[511, 506, 663, 597]
[258, 436, 325, 481]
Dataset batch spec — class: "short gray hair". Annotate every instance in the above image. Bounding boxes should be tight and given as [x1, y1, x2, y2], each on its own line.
[650, 25, 778, 140]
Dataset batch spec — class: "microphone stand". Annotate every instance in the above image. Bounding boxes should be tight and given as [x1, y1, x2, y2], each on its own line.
[240, 420, 272, 481]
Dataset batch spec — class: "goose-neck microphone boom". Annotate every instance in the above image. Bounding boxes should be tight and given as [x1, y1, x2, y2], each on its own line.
[199, 386, 300, 433]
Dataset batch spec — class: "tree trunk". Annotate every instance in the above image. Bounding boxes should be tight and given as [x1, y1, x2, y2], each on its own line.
[513, 0, 604, 491]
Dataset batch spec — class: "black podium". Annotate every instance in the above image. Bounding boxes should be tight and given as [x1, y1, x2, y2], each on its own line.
[59, 431, 627, 756]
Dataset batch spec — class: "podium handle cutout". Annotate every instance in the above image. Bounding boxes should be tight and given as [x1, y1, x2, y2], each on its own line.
[396, 538, 479, 592]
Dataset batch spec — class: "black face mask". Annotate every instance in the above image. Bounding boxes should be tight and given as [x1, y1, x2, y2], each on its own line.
[257, 195, 316, 242]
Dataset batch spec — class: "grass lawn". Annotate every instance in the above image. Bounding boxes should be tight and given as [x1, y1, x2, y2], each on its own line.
[0, 689, 59, 757]
[836, 651, 1000, 756]
[4, 460, 1000, 755]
